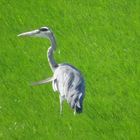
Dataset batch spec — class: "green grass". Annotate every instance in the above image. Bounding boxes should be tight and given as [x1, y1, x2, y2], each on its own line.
[0, 0, 140, 139]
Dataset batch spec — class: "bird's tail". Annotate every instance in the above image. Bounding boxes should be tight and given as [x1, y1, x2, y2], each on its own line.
[75, 98, 83, 114]
[76, 92, 84, 113]
[75, 105, 83, 113]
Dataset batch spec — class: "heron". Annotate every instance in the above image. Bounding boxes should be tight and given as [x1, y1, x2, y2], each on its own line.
[18, 27, 85, 114]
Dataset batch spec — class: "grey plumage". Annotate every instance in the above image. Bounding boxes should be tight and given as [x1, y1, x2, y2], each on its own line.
[53, 64, 85, 114]
[18, 27, 85, 114]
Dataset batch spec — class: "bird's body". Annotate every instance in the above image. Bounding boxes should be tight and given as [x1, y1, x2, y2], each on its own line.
[52, 63, 85, 113]
[18, 27, 85, 114]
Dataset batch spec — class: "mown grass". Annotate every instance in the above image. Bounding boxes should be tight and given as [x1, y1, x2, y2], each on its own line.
[0, 0, 140, 139]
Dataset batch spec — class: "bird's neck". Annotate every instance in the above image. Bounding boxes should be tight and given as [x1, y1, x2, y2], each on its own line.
[47, 34, 58, 72]
[49, 33, 56, 50]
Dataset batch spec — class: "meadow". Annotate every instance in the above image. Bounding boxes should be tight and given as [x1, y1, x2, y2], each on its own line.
[0, 0, 140, 139]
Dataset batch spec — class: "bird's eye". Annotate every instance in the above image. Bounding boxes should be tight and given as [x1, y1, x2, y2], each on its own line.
[40, 27, 49, 31]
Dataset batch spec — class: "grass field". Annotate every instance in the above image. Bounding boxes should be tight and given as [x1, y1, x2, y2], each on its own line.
[0, 0, 140, 139]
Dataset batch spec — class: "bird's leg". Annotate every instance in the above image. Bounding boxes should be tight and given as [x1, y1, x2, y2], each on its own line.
[74, 106, 76, 116]
[59, 95, 64, 115]
[31, 77, 54, 86]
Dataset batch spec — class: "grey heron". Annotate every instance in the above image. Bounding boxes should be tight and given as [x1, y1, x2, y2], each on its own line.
[18, 27, 85, 114]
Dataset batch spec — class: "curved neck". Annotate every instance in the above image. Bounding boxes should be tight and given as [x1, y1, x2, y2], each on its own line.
[47, 33, 58, 72]
[49, 33, 56, 50]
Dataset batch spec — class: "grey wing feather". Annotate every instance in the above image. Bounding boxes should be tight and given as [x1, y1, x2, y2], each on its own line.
[31, 77, 54, 86]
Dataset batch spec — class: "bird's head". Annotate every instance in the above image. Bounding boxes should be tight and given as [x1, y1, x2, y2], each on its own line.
[18, 27, 52, 38]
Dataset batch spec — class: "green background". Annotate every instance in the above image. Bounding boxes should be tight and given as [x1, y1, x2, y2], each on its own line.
[0, 0, 139, 139]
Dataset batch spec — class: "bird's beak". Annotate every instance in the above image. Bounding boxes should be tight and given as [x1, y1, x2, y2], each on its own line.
[17, 29, 40, 37]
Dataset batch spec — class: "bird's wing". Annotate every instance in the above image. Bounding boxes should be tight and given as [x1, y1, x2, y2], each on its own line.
[31, 77, 54, 86]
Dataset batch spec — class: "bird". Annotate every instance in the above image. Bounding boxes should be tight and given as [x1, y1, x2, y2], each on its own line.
[18, 26, 85, 115]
